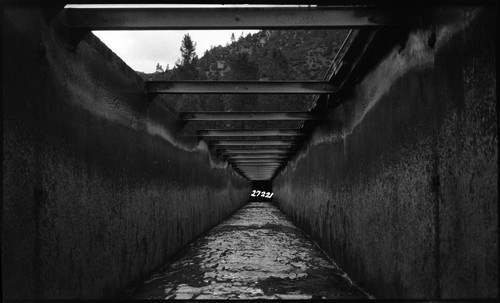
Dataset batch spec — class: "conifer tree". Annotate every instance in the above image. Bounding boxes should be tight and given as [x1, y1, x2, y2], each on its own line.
[174, 34, 199, 80]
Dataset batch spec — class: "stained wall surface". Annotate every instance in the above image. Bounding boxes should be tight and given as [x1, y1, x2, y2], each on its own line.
[273, 6, 498, 299]
[2, 6, 250, 299]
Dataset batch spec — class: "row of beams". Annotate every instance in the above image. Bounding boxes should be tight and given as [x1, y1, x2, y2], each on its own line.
[180, 112, 316, 121]
[220, 143, 291, 179]
[63, 7, 405, 30]
[146, 81, 336, 94]
[57, 4, 408, 180]
[197, 129, 304, 137]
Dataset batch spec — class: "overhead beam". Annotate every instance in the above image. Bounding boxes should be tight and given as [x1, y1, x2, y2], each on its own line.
[205, 137, 299, 141]
[55, 0, 498, 4]
[239, 173, 276, 176]
[227, 154, 288, 160]
[180, 112, 317, 121]
[239, 171, 277, 174]
[230, 161, 286, 165]
[225, 153, 290, 157]
[238, 169, 277, 172]
[217, 145, 293, 149]
[235, 164, 282, 167]
[236, 165, 281, 167]
[211, 140, 297, 146]
[237, 166, 279, 168]
[238, 166, 278, 168]
[146, 81, 336, 94]
[232, 164, 285, 166]
[241, 175, 275, 178]
[63, 7, 405, 30]
[197, 129, 305, 137]
[222, 149, 292, 154]
[230, 158, 286, 161]
[238, 171, 278, 174]
[231, 163, 285, 167]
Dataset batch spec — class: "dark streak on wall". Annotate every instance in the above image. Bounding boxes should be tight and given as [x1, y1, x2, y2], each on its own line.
[2, 6, 251, 299]
[273, 6, 497, 299]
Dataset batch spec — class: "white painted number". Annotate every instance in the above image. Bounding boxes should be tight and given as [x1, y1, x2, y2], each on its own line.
[250, 190, 274, 198]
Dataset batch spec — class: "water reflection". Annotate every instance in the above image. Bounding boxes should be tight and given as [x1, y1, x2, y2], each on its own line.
[125, 202, 368, 300]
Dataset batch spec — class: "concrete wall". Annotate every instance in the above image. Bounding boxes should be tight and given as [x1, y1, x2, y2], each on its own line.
[2, 6, 251, 299]
[274, 6, 497, 299]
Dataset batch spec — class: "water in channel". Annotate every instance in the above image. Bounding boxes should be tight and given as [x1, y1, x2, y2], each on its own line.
[124, 202, 370, 300]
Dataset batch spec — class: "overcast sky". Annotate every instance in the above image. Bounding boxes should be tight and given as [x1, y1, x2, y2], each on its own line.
[93, 29, 259, 73]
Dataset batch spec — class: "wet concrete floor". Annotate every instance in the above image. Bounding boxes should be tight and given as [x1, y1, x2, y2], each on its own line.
[124, 202, 370, 300]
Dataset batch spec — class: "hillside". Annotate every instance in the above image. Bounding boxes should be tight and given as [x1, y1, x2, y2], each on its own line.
[139, 29, 347, 82]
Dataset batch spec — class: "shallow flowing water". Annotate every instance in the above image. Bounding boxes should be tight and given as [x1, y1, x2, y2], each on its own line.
[124, 202, 369, 300]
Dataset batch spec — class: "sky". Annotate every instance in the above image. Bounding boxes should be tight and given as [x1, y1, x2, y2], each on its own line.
[92, 29, 259, 73]
[66, 4, 310, 73]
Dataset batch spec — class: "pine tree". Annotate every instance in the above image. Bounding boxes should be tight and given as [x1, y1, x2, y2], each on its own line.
[173, 34, 199, 80]
[178, 34, 197, 66]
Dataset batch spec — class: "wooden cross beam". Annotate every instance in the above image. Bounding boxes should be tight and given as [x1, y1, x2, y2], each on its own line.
[63, 6, 405, 30]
